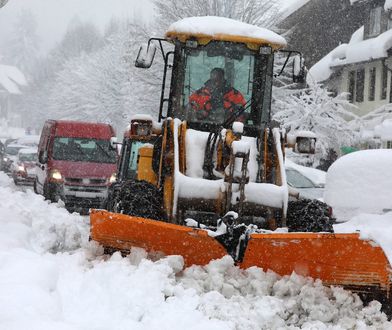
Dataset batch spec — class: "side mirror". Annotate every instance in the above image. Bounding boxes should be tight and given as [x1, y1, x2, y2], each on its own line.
[295, 137, 316, 154]
[135, 43, 157, 69]
[110, 137, 118, 150]
[293, 55, 306, 83]
[39, 150, 48, 164]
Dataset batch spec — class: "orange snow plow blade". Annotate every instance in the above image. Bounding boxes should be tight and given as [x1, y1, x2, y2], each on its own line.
[241, 233, 392, 305]
[90, 210, 392, 307]
[90, 209, 227, 266]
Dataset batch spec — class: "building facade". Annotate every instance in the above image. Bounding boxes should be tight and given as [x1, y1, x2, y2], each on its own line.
[278, 0, 368, 68]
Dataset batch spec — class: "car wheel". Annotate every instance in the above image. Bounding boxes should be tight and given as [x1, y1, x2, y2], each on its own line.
[287, 199, 334, 233]
[116, 180, 166, 221]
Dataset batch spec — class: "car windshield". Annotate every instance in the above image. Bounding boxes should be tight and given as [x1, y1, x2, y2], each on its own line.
[19, 153, 37, 162]
[286, 168, 316, 188]
[52, 137, 117, 163]
[6, 146, 24, 155]
[181, 42, 257, 127]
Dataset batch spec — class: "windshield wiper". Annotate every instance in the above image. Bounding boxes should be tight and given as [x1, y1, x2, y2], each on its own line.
[95, 142, 114, 161]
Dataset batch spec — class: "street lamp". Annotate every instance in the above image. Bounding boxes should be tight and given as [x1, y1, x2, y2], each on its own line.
[0, 0, 9, 9]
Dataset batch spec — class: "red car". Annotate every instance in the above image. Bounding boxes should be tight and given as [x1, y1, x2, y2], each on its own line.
[11, 148, 38, 185]
[34, 120, 118, 211]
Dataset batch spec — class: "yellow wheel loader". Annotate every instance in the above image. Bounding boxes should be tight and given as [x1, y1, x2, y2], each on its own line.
[91, 17, 392, 312]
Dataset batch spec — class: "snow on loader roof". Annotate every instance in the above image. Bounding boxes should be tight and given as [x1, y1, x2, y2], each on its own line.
[166, 16, 287, 50]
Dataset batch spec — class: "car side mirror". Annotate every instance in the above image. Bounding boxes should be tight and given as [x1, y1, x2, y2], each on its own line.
[293, 55, 306, 83]
[135, 43, 157, 69]
[110, 137, 118, 150]
[39, 150, 48, 164]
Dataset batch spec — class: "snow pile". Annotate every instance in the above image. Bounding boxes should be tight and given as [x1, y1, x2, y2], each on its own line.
[0, 172, 88, 253]
[166, 16, 287, 48]
[1, 173, 392, 328]
[324, 150, 392, 219]
[0, 64, 27, 94]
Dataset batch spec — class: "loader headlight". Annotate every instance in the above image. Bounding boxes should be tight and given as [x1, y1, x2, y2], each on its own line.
[50, 169, 62, 181]
[109, 173, 116, 183]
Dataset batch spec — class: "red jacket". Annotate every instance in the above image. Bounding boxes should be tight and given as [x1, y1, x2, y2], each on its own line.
[189, 83, 246, 118]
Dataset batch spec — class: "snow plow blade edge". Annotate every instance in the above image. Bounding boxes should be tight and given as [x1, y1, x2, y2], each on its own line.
[90, 210, 392, 308]
[90, 209, 228, 266]
[242, 232, 392, 307]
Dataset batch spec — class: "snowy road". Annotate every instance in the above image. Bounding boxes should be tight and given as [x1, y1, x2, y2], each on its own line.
[1, 172, 392, 329]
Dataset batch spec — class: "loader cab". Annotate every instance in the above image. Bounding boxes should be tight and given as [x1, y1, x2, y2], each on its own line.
[117, 117, 159, 182]
[169, 40, 274, 137]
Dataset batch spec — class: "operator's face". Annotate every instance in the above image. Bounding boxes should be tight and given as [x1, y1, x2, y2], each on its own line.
[210, 72, 224, 89]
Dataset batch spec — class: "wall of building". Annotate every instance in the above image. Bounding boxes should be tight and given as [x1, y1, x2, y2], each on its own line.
[339, 60, 391, 116]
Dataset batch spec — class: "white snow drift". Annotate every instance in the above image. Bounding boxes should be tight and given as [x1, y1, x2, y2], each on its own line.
[0, 172, 392, 329]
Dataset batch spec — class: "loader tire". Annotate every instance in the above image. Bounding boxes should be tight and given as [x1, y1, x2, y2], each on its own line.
[116, 180, 166, 221]
[287, 199, 334, 233]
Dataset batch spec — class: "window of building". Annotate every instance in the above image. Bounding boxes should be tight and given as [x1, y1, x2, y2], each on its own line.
[387, 141, 392, 149]
[369, 7, 382, 37]
[348, 71, 355, 102]
[356, 69, 365, 102]
[369, 67, 376, 101]
[381, 65, 388, 100]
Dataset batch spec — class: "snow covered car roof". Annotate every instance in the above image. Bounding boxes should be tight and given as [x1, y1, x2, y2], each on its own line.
[324, 149, 392, 219]
[166, 16, 287, 50]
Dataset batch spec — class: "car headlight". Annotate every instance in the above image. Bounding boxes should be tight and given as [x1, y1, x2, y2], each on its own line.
[3, 157, 8, 162]
[50, 169, 62, 180]
[109, 173, 117, 183]
[18, 165, 25, 172]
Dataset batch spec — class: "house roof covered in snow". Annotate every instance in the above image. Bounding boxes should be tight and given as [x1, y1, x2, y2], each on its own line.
[308, 24, 392, 83]
[0, 64, 27, 94]
[166, 16, 287, 50]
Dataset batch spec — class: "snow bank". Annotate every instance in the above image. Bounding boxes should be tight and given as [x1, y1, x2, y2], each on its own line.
[166, 16, 287, 48]
[324, 150, 392, 219]
[1, 172, 392, 328]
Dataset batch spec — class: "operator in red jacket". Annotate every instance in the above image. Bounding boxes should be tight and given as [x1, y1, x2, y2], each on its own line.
[189, 68, 246, 122]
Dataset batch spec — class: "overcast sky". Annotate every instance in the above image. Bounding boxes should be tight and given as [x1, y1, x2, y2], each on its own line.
[0, 0, 299, 55]
[0, 0, 154, 53]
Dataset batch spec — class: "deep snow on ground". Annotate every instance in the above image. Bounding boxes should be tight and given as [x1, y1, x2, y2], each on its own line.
[1, 173, 392, 329]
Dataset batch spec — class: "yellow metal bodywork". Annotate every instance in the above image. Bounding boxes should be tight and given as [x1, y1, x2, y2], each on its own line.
[137, 146, 157, 185]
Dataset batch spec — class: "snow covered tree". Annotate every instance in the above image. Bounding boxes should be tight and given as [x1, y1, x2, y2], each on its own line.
[4, 9, 40, 78]
[153, 0, 280, 30]
[273, 81, 359, 161]
[50, 19, 104, 70]
[47, 23, 160, 132]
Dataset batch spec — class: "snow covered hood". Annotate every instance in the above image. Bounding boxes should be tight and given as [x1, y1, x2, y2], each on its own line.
[0, 64, 27, 94]
[308, 25, 392, 83]
[166, 16, 287, 50]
